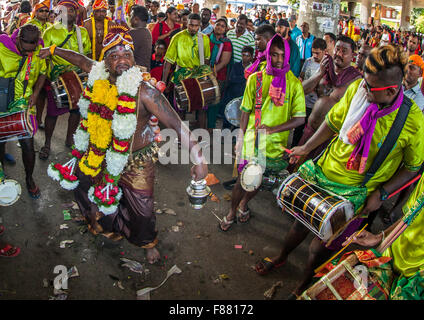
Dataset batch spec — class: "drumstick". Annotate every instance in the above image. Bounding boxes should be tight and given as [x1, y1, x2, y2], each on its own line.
[314, 223, 368, 274]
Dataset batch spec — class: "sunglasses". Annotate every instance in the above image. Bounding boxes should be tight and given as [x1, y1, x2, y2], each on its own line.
[38, 9, 49, 13]
[364, 80, 398, 92]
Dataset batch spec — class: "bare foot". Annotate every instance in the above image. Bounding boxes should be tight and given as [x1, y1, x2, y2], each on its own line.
[146, 247, 160, 264]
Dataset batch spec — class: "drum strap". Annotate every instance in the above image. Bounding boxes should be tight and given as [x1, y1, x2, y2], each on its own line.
[253, 72, 263, 154]
[361, 95, 413, 187]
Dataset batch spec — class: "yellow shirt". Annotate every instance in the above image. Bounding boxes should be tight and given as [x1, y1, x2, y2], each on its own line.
[0, 43, 47, 101]
[240, 70, 306, 160]
[321, 79, 424, 194]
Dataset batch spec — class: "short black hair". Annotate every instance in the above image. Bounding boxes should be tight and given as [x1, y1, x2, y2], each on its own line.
[18, 23, 40, 42]
[151, 1, 159, 7]
[201, 7, 211, 15]
[155, 39, 167, 48]
[324, 32, 336, 43]
[336, 35, 356, 52]
[237, 14, 248, 24]
[188, 13, 201, 21]
[180, 9, 190, 17]
[312, 38, 327, 50]
[255, 24, 276, 39]
[131, 5, 149, 22]
[166, 6, 177, 15]
[241, 45, 254, 56]
[20, 0, 32, 14]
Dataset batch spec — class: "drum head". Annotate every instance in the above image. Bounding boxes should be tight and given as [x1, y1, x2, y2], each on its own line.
[240, 163, 263, 192]
[0, 179, 21, 206]
[224, 97, 242, 127]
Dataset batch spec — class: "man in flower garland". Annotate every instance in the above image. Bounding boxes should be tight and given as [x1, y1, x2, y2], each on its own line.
[83, 0, 114, 62]
[40, 25, 208, 264]
[39, 0, 91, 160]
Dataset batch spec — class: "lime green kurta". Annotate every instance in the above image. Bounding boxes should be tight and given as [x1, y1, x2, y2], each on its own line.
[26, 18, 52, 35]
[164, 29, 211, 69]
[384, 175, 424, 278]
[320, 79, 424, 195]
[43, 23, 91, 77]
[0, 43, 47, 102]
[240, 69, 306, 161]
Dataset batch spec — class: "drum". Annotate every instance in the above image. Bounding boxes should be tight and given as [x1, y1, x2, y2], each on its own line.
[174, 74, 220, 112]
[0, 179, 22, 206]
[276, 173, 355, 242]
[240, 161, 263, 192]
[0, 109, 36, 142]
[51, 71, 87, 110]
[224, 97, 242, 127]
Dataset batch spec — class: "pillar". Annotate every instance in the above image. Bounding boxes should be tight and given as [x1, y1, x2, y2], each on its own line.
[360, 0, 372, 25]
[400, 0, 412, 31]
[298, 0, 340, 38]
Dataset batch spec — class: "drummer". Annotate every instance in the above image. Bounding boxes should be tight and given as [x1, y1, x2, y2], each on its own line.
[161, 13, 211, 129]
[82, 0, 115, 62]
[0, 24, 47, 199]
[39, 0, 91, 160]
[255, 45, 424, 299]
[218, 34, 306, 231]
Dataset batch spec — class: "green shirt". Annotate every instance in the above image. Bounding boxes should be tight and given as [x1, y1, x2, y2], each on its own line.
[43, 23, 91, 76]
[164, 30, 211, 69]
[26, 18, 52, 35]
[0, 43, 47, 101]
[320, 79, 424, 194]
[240, 70, 306, 160]
[384, 175, 424, 277]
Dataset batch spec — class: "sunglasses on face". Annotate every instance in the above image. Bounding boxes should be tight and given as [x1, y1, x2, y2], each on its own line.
[364, 79, 398, 92]
[38, 9, 49, 13]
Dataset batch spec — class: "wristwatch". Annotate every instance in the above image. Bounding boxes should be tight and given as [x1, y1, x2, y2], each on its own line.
[379, 187, 389, 201]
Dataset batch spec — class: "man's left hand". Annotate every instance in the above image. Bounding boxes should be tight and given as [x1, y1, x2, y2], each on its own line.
[360, 189, 383, 217]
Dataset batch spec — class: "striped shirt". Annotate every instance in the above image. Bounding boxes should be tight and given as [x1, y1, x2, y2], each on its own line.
[227, 29, 255, 63]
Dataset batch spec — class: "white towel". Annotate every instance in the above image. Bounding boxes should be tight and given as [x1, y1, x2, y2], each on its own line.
[339, 79, 370, 145]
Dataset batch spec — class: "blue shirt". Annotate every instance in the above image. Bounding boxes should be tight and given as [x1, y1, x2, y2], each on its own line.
[296, 33, 315, 60]
[201, 23, 214, 35]
[404, 82, 424, 112]
[288, 38, 301, 77]
[290, 26, 302, 42]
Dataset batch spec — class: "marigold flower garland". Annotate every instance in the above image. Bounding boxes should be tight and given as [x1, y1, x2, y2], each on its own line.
[48, 61, 166, 215]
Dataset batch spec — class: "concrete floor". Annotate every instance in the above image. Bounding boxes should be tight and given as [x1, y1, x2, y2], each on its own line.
[0, 113, 389, 300]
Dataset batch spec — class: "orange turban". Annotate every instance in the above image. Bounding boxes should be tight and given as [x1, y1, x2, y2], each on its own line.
[32, 0, 50, 17]
[92, 0, 108, 10]
[100, 24, 134, 61]
[408, 54, 424, 73]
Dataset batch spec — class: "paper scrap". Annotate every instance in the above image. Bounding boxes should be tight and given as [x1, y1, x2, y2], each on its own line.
[136, 265, 182, 298]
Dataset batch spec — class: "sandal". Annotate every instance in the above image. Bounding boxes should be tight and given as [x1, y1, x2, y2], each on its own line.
[255, 257, 286, 275]
[237, 207, 251, 223]
[218, 216, 236, 232]
[39, 146, 50, 160]
[27, 185, 41, 199]
[0, 244, 21, 257]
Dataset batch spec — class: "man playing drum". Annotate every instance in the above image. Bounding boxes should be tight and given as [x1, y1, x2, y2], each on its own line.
[218, 34, 306, 231]
[0, 24, 47, 199]
[255, 45, 424, 299]
[83, 0, 114, 62]
[161, 13, 211, 129]
[39, 0, 91, 160]
[40, 25, 208, 264]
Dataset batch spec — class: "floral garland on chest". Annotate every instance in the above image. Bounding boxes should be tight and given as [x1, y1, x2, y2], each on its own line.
[48, 61, 163, 215]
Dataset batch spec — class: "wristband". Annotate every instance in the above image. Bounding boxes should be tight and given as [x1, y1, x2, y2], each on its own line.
[49, 44, 57, 56]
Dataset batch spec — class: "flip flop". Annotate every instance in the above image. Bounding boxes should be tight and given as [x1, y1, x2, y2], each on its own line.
[218, 216, 236, 232]
[237, 207, 251, 224]
[255, 257, 286, 275]
[39, 146, 50, 160]
[27, 185, 41, 199]
[0, 244, 21, 258]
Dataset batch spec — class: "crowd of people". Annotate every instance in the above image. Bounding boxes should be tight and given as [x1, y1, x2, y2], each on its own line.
[0, 0, 423, 300]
